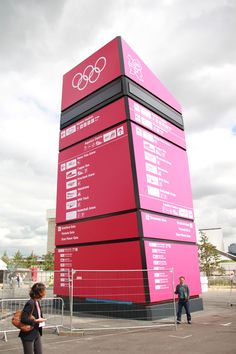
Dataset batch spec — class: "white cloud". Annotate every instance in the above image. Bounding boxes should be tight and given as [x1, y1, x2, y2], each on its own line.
[187, 128, 236, 249]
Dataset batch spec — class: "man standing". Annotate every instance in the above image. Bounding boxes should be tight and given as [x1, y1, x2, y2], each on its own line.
[175, 276, 191, 324]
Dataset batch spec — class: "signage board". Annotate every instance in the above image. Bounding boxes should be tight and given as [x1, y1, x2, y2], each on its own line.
[121, 38, 181, 113]
[54, 241, 146, 303]
[129, 98, 185, 149]
[142, 211, 196, 243]
[145, 241, 201, 302]
[132, 123, 194, 220]
[59, 98, 127, 150]
[56, 122, 136, 223]
[55, 212, 139, 246]
[61, 37, 181, 114]
[61, 38, 121, 111]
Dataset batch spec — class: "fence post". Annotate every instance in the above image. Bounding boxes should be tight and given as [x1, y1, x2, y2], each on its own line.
[170, 267, 177, 330]
[69, 268, 74, 332]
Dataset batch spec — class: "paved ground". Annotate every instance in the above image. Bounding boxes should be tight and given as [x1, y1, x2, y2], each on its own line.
[1, 288, 236, 354]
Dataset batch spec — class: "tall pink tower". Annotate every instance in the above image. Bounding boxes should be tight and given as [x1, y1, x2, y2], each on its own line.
[54, 37, 202, 319]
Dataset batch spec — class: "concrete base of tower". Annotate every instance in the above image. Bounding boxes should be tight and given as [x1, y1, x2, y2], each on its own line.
[60, 296, 203, 321]
[146, 297, 203, 320]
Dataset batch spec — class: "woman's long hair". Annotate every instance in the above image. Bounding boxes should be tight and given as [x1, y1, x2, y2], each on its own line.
[29, 282, 46, 299]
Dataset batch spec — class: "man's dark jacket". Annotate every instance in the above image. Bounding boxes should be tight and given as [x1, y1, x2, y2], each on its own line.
[175, 284, 190, 300]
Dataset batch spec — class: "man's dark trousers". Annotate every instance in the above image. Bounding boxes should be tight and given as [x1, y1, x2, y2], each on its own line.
[177, 300, 191, 322]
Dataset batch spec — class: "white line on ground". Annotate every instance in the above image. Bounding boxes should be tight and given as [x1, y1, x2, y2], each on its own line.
[220, 322, 232, 326]
[169, 335, 193, 339]
[0, 347, 20, 353]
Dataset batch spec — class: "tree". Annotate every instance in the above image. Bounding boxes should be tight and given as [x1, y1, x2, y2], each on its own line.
[1, 251, 9, 265]
[42, 252, 54, 271]
[25, 251, 38, 269]
[12, 250, 25, 268]
[198, 231, 225, 276]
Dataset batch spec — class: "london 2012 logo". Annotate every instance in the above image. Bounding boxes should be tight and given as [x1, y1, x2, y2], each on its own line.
[72, 56, 107, 91]
[127, 54, 143, 82]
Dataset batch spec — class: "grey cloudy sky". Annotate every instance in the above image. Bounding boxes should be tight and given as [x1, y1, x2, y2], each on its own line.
[0, 0, 235, 255]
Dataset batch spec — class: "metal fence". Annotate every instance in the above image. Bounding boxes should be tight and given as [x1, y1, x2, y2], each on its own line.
[66, 268, 177, 332]
[200, 275, 236, 307]
[1, 269, 236, 340]
[1, 268, 177, 337]
[208, 275, 233, 288]
[0, 270, 54, 299]
[0, 297, 64, 342]
[228, 280, 236, 306]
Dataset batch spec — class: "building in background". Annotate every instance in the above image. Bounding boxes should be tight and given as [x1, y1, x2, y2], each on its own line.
[228, 243, 236, 256]
[46, 209, 56, 253]
[198, 227, 224, 251]
[0, 259, 7, 283]
[198, 228, 236, 272]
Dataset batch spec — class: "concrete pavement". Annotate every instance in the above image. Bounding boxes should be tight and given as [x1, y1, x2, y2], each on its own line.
[1, 288, 236, 354]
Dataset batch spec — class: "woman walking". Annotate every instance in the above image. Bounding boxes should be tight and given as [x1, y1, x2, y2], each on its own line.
[19, 283, 47, 354]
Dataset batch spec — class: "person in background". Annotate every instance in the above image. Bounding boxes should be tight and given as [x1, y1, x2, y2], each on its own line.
[175, 276, 191, 324]
[19, 283, 47, 354]
[230, 271, 236, 285]
[16, 274, 20, 287]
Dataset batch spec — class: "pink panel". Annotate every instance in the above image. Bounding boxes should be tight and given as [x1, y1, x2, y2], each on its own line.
[128, 98, 186, 149]
[121, 38, 181, 113]
[54, 241, 146, 303]
[132, 123, 194, 220]
[144, 241, 201, 302]
[55, 212, 139, 246]
[61, 37, 121, 111]
[56, 123, 136, 223]
[142, 211, 196, 243]
[59, 98, 127, 150]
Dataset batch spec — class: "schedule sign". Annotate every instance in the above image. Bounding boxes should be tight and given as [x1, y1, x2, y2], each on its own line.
[132, 123, 194, 220]
[56, 123, 136, 223]
[144, 241, 201, 302]
[54, 241, 146, 303]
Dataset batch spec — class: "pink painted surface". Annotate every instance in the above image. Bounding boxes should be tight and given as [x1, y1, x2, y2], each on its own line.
[132, 123, 194, 220]
[61, 37, 121, 111]
[144, 241, 201, 302]
[59, 98, 127, 150]
[121, 38, 182, 113]
[55, 212, 139, 246]
[54, 241, 146, 302]
[128, 98, 186, 149]
[56, 123, 136, 223]
[141, 211, 196, 242]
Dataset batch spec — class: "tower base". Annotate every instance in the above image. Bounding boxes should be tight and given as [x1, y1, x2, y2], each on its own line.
[61, 296, 203, 321]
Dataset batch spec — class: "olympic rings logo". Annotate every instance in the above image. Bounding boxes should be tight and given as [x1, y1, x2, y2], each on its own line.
[127, 54, 143, 82]
[72, 56, 107, 91]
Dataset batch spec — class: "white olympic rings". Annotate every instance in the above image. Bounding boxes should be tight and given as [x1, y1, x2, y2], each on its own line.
[71, 56, 107, 91]
[127, 54, 143, 82]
